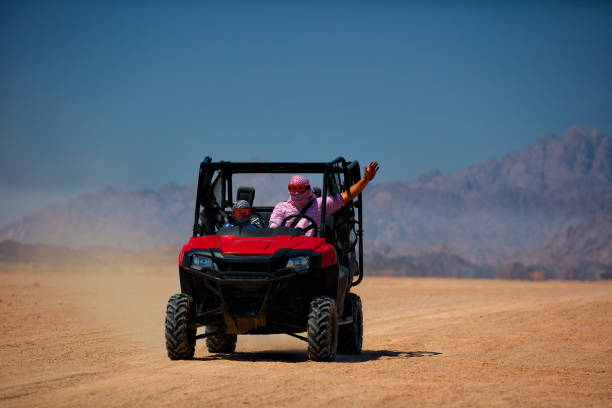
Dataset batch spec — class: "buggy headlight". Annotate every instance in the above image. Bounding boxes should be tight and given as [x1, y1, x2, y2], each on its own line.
[191, 255, 218, 271]
[285, 256, 310, 271]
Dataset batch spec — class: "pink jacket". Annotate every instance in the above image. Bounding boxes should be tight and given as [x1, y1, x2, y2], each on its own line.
[269, 193, 345, 236]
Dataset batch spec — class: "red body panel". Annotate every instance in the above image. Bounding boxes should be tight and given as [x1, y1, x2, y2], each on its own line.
[179, 235, 337, 268]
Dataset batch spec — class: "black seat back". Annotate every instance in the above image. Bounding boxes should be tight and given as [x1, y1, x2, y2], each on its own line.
[236, 186, 255, 206]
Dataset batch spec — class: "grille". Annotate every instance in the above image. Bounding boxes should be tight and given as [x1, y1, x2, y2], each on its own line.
[223, 271, 271, 280]
[217, 259, 284, 279]
[219, 262, 272, 273]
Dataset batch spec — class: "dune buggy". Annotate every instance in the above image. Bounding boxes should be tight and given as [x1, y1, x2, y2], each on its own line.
[165, 157, 365, 361]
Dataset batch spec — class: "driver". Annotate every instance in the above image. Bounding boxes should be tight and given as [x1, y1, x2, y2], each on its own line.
[224, 200, 264, 229]
[268, 161, 379, 236]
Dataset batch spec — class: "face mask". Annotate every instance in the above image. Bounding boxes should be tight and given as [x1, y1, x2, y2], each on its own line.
[289, 190, 313, 208]
[232, 208, 251, 224]
[233, 215, 249, 225]
[292, 191, 308, 201]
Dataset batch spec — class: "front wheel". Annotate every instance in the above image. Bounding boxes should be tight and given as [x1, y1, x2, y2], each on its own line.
[165, 293, 196, 360]
[338, 293, 363, 354]
[307, 296, 338, 361]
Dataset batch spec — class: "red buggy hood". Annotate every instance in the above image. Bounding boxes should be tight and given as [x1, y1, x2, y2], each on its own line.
[179, 235, 337, 267]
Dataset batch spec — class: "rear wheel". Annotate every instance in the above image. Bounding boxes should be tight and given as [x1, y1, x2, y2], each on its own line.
[307, 296, 338, 361]
[338, 293, 363, 354]
[205, 326, 237, 354]
[165, 293, 196, 360]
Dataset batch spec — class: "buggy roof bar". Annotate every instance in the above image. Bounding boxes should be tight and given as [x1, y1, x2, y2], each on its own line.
[199, 156, 347, 174]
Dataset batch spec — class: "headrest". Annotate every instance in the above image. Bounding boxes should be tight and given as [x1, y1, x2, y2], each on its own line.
[236, 186, 255, 206]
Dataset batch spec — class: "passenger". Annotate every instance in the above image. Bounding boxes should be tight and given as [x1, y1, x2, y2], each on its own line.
[269, 161, 379, 236]
[224, 200, 264, 229]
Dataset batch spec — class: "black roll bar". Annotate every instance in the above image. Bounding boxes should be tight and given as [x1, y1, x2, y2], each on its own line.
[192, 156, 211, 235]
[198, 157, 345, 174]
[191, 155, 365, 284]
[194, 156, 346, 238]
[320, 166, 329, 239]
[353, 192, 364, 286]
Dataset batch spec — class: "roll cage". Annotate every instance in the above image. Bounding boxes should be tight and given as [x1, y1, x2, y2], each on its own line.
[192, 156, 365, 286]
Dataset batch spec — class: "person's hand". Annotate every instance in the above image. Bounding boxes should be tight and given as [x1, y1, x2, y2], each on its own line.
[364, 161, 379, 182]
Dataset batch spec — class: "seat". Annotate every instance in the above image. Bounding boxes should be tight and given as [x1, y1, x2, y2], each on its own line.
[236, 186, 255, 206]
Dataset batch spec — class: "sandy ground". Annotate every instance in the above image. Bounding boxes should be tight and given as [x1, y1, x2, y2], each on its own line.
[0, 265, 611, 407]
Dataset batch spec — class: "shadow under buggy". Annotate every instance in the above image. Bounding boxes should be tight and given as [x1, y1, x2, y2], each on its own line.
[166, 157, 365, 361]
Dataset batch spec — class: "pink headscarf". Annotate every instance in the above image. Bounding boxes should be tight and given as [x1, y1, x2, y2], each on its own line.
[287, 175, 316, 209]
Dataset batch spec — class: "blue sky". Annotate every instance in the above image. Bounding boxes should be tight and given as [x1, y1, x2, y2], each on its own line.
[1, 1, 611, 225]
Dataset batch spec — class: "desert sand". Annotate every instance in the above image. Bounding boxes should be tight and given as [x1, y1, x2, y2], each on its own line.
[0, 265, 611, 407]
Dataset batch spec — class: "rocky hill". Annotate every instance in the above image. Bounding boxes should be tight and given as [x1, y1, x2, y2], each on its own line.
[364, 126, 612, 269]
[517, 212, 612, 279]
[1, 126, 610, 279]
[0, 183, 196, 250]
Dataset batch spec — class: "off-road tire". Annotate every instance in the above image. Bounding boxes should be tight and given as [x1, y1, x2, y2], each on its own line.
[205, 326, 237, 354]
[338, 293, 363, 354]
[307, 296, 338, 362]
[165, 293, 196, 360]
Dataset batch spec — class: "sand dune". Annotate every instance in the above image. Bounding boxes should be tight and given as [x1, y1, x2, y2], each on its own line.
[0, 265, 610, 407]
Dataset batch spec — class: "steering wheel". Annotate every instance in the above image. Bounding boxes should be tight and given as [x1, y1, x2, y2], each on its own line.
[280, 214, 319, 237]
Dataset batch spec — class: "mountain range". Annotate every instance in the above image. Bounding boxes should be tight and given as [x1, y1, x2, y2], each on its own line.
[1, 125, 611, 280]
[364, 126, 612, 275]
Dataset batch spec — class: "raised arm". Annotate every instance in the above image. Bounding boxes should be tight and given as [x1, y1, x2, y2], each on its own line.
[341, 161, 379, 204]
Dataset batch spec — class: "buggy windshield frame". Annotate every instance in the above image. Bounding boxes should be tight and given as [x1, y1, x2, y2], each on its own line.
[193, 157, 356, 239]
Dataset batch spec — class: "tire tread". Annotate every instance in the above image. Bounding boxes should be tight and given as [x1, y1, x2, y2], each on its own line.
[165, 293, 196, 360]
[205, 327, 237, 354]
[307, 296, 338, 361]
[338, 293, 363, 354]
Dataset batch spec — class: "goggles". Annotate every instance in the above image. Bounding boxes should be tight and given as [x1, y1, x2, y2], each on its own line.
[232, 208, 252, 218]
[288, 184, 310, 193]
